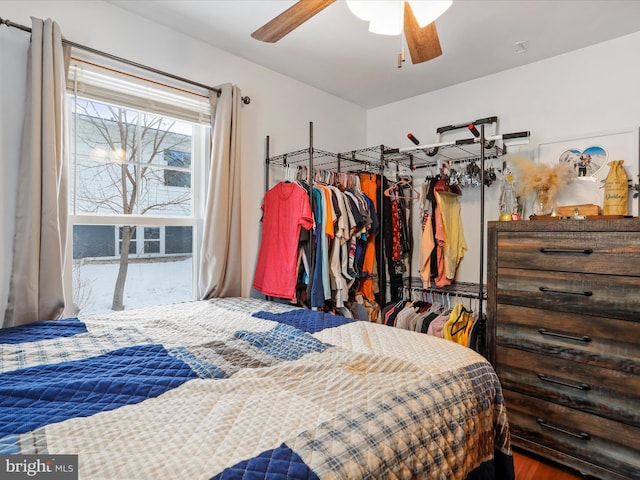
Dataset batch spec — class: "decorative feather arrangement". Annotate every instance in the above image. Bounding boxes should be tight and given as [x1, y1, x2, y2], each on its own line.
[508, 157, 574, 214]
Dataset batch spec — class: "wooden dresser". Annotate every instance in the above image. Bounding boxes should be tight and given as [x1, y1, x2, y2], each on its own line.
[486, 218, 640, 480]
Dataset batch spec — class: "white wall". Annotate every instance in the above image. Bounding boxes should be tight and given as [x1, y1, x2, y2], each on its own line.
[0, 1, 366, 314]
[367, 31, 640, 285]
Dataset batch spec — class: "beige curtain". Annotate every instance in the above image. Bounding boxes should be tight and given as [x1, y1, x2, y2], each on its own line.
[198, 83, 242, 298]
[3, 18, 70, 327]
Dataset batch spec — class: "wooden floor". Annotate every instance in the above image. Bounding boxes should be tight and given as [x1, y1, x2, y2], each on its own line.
[513, 449, 589, 480]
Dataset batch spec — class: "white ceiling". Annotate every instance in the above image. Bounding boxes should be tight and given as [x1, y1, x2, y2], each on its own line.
[107, 0, 640, 109]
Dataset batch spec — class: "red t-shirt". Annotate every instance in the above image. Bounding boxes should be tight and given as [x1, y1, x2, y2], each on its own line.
[253, 182, 314, 298]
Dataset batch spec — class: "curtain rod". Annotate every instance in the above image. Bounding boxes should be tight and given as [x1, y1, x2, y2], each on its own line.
[0, 16, 230, 99]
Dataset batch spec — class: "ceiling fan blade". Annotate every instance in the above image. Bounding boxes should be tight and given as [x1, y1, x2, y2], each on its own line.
[404, 2, 443, 64]
[251, 0, 336, 43]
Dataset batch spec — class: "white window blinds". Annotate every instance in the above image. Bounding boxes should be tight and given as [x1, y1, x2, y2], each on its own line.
[68, 62, 212, 125]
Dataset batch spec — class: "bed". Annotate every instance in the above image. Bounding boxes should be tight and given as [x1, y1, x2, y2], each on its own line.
[0, 297, 513, 479]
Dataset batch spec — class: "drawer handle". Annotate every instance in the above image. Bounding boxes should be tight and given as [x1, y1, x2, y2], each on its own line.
[538, 328, 592, 343]
[536, 418, 591, 440]
[539, 286, 593, 297]
[539, 247, 593, 255]
[537, 373, 591, 391]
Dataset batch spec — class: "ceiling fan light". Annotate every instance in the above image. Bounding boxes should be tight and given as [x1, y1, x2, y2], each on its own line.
[407, 0, 453, 28]
[368, 1, 404, 35]
[346, 0, 375, 21]
[347, 0, 405, 36]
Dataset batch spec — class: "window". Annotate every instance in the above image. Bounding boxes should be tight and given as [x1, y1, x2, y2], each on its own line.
[143, 227, 161, 254]
[164, 150, 191, 188]
[67, 62, 210, 316]
[118, 226, 137, 255]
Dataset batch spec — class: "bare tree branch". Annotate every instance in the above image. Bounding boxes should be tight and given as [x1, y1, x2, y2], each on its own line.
[72, 101, 193, 310]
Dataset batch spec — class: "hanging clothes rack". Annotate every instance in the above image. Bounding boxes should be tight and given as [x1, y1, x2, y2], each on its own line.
[396, 116, 530, 356]
[260, 119, 530, 356]
[263, 122, 382, 307]
[333, 146, 390, 306]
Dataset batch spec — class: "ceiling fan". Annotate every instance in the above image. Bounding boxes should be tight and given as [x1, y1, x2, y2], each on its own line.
[251, 0, 452, 65]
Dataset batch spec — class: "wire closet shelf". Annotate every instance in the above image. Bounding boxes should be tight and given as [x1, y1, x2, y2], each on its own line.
[262, 119, 530, 310]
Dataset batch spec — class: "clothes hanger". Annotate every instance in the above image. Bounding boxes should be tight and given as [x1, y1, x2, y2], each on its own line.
[442, 292, 453, 315]
[299, 165, 309, 185]
[398, 175, 422, 200]
[296, 165, 310, 187]
[384, 175, 421, 200]
[352, 175, 362, 193]
[383, 183, 401, 200]
[434, 176, 462, 197]
[446, 295, 471, 335]
[449, 306, 471, 337]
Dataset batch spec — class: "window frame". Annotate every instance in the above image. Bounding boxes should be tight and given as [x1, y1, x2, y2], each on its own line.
[63, 62, 210, 317]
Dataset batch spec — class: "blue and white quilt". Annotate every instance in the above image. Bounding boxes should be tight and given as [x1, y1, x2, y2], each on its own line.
[0, 297, 513, 479]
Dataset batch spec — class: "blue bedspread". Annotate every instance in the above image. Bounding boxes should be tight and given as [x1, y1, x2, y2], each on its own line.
[0, 318, 86, 344]
[0, 297, 513, 479]
[1, 344, 198, 437]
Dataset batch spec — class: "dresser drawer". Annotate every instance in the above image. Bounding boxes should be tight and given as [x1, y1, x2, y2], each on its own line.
[504, 390, 640, 479]
[496, 268, 640, 320]
[496, 231, 640, 275]
[496, 346, 640, 426]
[495, 304, 640, 373]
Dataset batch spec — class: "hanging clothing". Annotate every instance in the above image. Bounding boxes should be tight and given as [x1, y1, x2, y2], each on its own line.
[426, 311, 450, 338]
[419, 213, 435, 288]
[381, 176, 413, 302]
[419, 179, 435, 288]
[253, 182, 314, 299]
[327, 186, 349, 307]
[443, 303, 475, 346]
[435, 190, 468, 281]
[358, 173, 378, 300]
[316, 186, 332, 301]
[310, 187, 327, 308]
[433, 194, 451, 288]
[426, 179, 440, 281]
